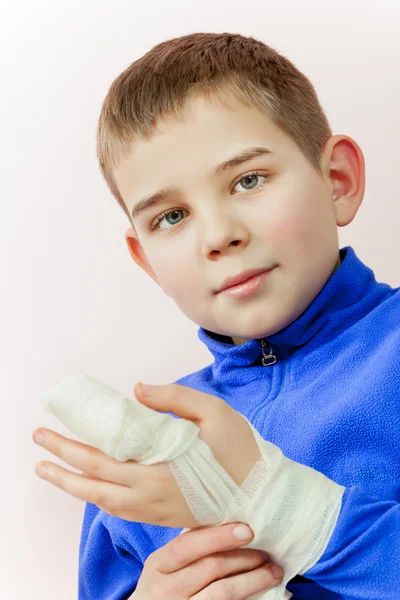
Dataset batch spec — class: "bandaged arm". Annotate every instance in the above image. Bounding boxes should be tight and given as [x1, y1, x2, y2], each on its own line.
[42, 374, 400, 600]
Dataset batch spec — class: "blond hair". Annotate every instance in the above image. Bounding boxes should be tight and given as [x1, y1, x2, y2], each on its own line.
[96, 32, 332, 222]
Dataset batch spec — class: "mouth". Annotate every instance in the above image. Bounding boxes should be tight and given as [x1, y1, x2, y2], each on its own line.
[216, 267, 274, 293]
[216, 267, 275, 298]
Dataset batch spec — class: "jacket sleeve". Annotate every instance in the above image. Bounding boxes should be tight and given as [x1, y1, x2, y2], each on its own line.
[78, 502, 142, 600]
[300, 485, 400, 599]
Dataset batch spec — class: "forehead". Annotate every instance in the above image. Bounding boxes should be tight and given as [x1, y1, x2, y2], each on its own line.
[126, 95, 291, 158]
[113, 94, 301, 206]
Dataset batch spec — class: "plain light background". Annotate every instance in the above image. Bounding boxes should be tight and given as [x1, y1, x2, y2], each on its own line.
[1, 0, 399, 597]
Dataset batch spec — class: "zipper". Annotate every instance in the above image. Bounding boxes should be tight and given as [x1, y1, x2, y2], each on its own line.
[251, 338, 285, 426]
[260, 339, 277, 366]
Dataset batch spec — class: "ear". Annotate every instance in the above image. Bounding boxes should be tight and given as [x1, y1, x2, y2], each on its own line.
[321, 134, 366, 227]
[124, 227, 162, 288]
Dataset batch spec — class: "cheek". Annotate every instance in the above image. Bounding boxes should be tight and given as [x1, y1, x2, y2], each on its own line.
[258, 189, 330, 253]
[149, 249, 200, 299]
[254, 197, 309, 248]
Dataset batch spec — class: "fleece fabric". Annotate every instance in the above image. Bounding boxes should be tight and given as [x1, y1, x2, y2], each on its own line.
[78, 246, 400, 600]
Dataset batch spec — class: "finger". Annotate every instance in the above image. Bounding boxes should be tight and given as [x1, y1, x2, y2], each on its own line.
[34, 460, 138, 512]
[150, 523, 255, 574]
[174, 547, 271, 599]
[33, 428, 143, 485]
[191, 561, 283, 600]
[135, 382, 226, 424]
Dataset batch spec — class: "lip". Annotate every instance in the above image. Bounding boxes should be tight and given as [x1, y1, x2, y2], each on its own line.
[216, 267, 273, 294]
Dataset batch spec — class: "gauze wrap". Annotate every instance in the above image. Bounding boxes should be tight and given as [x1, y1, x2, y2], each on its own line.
[42, 374, 346, 600]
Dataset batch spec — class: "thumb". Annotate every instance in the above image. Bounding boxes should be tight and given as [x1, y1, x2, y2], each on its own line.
[134, 382, 212, 423]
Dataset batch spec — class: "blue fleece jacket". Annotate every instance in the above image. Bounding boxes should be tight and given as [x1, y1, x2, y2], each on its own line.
[78, 246, 400, 599]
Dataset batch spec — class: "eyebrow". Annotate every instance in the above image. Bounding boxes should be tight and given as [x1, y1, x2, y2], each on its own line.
[130, 146, 273, 221]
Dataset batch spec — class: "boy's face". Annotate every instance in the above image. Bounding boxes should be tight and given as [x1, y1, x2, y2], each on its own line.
[116, 94, 359, 344]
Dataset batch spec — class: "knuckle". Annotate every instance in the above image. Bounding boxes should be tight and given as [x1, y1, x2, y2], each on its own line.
[163, 543, 182, 566]
[200, 554, 225, 579]
[143, 556, 162, 581]
[150, 544, 178, 571]
[143, 552, 156, 570]
[85, 453, 103, 477]
[91, 490, 109, 507]
[142, 561, 176, 599]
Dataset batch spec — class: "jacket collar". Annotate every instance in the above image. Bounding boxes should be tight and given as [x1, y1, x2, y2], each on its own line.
[197, 246, 392, 366]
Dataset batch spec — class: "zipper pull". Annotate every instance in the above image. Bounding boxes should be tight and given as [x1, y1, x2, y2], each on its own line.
[260, 339, 277, 366]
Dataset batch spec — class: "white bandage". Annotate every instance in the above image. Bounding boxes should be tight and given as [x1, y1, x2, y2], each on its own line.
[42, 374, 345, 600]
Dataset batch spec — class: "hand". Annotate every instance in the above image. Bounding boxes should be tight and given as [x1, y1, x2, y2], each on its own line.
[33, 382, 261, 528]
[132, 522, 283, 599]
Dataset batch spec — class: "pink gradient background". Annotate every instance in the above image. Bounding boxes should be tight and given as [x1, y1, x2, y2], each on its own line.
[2, 2, 400, 598]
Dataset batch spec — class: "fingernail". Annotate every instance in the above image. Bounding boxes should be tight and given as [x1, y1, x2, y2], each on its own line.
[37, 464, 49, 478]
[269, 563, 284, 580]
[140, 383, 153, 397]
[233, 524, 252, 540]
[34, 432, 45, 446]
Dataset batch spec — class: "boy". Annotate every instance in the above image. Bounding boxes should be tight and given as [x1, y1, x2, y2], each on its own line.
[45, 32, 400, 598]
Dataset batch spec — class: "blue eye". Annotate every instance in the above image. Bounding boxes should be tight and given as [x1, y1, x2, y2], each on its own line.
[150, 170, 269, 232]
[233, 171, 266, 192]
[156, 209, 186, 231]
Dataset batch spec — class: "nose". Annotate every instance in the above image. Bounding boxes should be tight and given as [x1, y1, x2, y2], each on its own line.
[200, 212, 250, 258]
